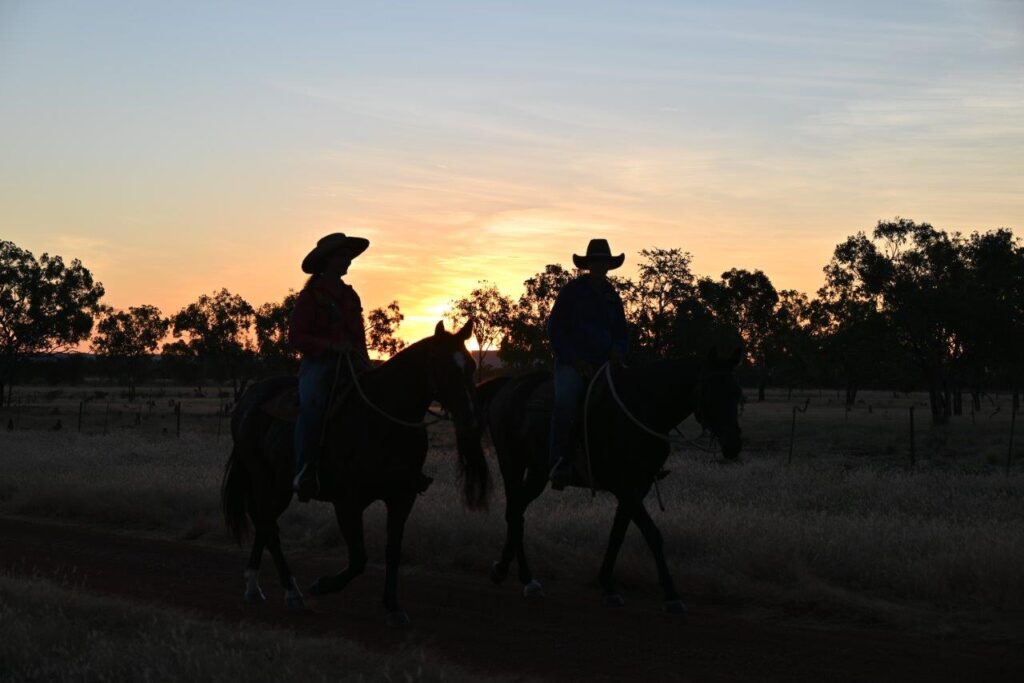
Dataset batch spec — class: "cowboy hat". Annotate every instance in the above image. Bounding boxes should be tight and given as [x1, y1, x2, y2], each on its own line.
[301, 233, 370, 274]
[573, 238, 624, 270]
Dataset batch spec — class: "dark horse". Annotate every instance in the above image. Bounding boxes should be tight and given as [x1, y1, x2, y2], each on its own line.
[479, 349, 742, 612]
[222, 321, 490, 625]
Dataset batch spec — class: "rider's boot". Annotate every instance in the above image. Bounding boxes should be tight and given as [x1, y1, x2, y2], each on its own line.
[293, 462, 320, 502]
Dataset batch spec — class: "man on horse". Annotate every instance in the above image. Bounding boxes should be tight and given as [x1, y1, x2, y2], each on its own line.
[546, 238, 629, 489]
[289, 232, 373, 501]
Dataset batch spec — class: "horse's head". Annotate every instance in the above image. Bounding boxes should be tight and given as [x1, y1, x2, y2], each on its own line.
[428, 319, 480, 430]
[693, 347, 744, 460]
[427, 320, 490, 509]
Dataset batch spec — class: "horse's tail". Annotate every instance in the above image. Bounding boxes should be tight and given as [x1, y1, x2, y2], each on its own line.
[455, 423, 492, 510]
[221, 442, 250, 543]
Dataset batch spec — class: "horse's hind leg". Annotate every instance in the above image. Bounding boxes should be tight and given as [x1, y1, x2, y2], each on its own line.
[383, 494, 414, 626]
[490, 461, 524, 585]
[629, 498, 685, 614]
[243, 530, 267, 603]
[514, 468, 548, 597]
[309, 504, 366, 597]
[259, 521, 303, 609]
[598, 501, 631, 606]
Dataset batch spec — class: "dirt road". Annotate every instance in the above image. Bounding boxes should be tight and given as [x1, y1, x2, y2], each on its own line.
[0, 517, 1019, 682]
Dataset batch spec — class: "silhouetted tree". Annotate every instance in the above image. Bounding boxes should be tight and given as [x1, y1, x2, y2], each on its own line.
[447, 281, 512, 379]
[0, 240, 105, 406]
[169, 288, 255, 399]
[499, 264, 575, 369]
[366, 301, 406, 359]
[957, 229, 1024, 412]
[698, 268, 778, 401]
[91, 305, 169, 400]
[254, 291, 299, 374]
[620, 248, 697, 360]
[821, 218, 978, 423]
[766, 290, 819, 395]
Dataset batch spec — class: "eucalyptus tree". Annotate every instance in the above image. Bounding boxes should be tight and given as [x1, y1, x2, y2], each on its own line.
[0, 240, 105, 406]
[91, 305, 168, 400]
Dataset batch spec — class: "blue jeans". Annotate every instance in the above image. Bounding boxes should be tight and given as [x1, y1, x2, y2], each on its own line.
[294, 357, 335, 477]
[549, 361, 584, 469]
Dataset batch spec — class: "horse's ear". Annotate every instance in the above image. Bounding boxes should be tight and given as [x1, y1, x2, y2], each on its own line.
[456, 319, 474, 341]
[434, 321, 446, 336]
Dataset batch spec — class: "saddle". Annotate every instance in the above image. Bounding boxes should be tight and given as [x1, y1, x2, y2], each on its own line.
[256, 376, 353, 423]
[261, 385, 301, 422]
[525, 378, 606, 490]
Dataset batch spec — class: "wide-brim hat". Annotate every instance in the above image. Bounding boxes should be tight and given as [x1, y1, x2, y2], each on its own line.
[301, 233, 370, 274]
[573, 238, 624, 270]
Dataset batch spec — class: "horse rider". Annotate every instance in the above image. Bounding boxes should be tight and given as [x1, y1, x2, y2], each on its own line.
[289, 232, 373, 501]
[546, 238, 629, 490]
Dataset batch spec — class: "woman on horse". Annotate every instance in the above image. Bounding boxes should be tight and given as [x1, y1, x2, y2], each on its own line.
[546, 238, 629, 489]
[289, 232, 372, 501]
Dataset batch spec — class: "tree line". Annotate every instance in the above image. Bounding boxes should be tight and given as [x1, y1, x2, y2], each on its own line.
[448, 218, 1023, 424]
[2, 217, 1022, 424]
[0, 240, 405, 404]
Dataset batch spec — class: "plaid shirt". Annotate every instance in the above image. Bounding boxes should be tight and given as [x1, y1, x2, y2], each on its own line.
[288, 277, 368, 360]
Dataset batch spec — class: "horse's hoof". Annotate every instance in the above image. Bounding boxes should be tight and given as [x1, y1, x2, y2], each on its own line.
[490, 561, 508, 585]
[244, 587, 267, 604]
[665, 599, 688, 615]
[386, 610, 411, 627]
[603, 593, 625, 607]
[522, 580, 545, 598]
[285, 578, 305, 609]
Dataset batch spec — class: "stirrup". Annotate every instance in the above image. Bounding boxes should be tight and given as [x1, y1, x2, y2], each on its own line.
[548, 458, 573, 491]
[293, 464, 319, 502]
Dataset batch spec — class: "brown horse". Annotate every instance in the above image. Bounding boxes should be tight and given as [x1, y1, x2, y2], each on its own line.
[478, 349, 742, 612]
[221, 321, 490, 625]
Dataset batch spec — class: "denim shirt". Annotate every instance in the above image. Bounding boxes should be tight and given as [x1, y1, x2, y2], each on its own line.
[546, 276, 628, 365]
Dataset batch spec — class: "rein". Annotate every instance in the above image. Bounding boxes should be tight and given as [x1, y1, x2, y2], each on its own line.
[345, 352, 446, 429]
[581, 361, 671, 500]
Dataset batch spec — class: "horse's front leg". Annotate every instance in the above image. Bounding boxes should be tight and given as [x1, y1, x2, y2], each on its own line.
[243, 529, 267, 603]
[383, 493, 415, 626]
[309, 503, 366, 597]
[629, 495, 685, 614]
[598, 500, 631, 606]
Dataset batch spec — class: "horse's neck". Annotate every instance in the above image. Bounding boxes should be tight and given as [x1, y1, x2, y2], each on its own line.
[622, 358, 697, 431]
[360, 346, 432, 418]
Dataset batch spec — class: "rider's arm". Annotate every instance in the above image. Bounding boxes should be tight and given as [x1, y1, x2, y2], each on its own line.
[546, 282, 578, 365]
[288, 289, 333, 357]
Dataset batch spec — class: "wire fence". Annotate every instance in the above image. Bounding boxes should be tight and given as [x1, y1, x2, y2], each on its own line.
[1, 385, 1020, 473]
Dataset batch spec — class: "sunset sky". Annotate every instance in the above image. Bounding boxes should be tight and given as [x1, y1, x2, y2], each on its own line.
[2, 1, 1023, 343]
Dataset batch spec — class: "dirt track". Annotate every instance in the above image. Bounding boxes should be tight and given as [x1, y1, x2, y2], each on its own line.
[0, 516, 1020, 682]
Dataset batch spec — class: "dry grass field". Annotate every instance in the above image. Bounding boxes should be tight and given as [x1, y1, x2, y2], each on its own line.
[1, 385, 1022, 644]
[0, 573, 490, 682]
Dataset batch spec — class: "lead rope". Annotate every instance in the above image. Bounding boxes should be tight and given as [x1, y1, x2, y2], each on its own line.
[345, 353, 445, 429]
[582, 362, 671, 506]
[581, 364, 604, 500]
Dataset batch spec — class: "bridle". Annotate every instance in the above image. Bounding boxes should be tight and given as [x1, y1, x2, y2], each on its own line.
[342, 351, 452, 429]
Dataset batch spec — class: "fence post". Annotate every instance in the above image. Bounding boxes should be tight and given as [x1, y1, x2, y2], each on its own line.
[1007, 400, 1017, 477]
[908, 406, 916, 468]
[175, 401, 182, 438]
[787, 406, 798, 464]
